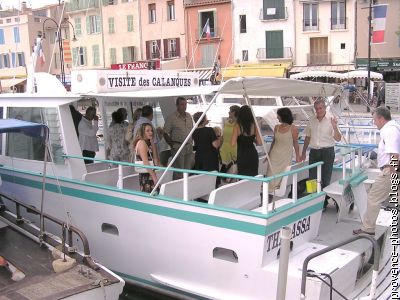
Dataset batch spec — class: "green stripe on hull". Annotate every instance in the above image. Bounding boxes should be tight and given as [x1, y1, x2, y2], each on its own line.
[0, 170, 323, 236]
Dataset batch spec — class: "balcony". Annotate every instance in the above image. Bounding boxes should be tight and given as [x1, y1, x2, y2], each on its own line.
[196, 27, 220, 40]
[256, 47, 293, 60]
[151, 52, 160, 59]
[330, 17, 347, 30]
[259, 7, 288, 21]
[307, 52, 331, 66]
[303, 18, 319, 31]
[168, 51, 177, 58]
[66, 0, 100, 12]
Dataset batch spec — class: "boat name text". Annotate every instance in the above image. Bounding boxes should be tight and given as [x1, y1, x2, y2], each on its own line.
[266, 216, 311, 252]
[107, 76, 192, 88]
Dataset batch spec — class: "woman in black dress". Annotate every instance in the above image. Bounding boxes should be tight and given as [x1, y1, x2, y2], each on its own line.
[231, 105, 262, 176]
[192, 112, 221, 171]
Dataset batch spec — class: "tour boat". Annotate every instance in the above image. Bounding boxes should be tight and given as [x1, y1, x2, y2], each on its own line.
[0, 70, 395, 299]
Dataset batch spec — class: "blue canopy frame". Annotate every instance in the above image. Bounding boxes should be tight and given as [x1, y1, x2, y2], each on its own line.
[0, 119, 49, 139]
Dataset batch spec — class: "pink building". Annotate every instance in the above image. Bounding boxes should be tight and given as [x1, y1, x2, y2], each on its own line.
[184, 0, 232, 70]
[139, 0, 187, 70]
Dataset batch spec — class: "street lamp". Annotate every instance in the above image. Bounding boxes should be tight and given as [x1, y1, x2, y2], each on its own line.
[42, 18, 77, 86]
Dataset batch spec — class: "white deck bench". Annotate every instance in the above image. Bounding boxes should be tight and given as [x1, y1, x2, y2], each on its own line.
[208, 175, 263, 210]
[82, 166, 135, 186]
[159, 173, 216, 200]
[270, 162, 308, 199]
[118, 170, 173, 191]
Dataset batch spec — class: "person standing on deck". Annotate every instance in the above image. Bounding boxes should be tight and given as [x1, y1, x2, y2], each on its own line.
[301, 99, 342, 208]
[163, 97, 194, 179]
[78, 106, 99, 164]
[353, 107, 400, 235]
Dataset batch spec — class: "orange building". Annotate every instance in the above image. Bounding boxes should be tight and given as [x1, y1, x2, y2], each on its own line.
[184, 0, 232, 70]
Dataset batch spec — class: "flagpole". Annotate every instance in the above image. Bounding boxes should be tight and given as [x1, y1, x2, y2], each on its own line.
[367, 0, 372, 112]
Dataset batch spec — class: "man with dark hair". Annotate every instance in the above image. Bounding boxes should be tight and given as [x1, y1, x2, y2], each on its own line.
[163, 97, 194, 179]
[354, 107, 400, 235]
[78, 106, 99, 164]
[301, 99, 342, 208]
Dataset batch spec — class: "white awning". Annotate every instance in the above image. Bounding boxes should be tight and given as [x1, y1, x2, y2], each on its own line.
[0, 78, 26, 89]
[290, 71, 344, 79]
[342, 70, 383, 80]
[289, 65, 355, 73]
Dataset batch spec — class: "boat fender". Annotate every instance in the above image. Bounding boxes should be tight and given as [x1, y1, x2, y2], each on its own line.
[52, 258, 76, 273]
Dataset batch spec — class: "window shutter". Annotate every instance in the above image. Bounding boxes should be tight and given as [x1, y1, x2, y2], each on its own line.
[145, 41, 150, 60]
[163, 39, 169, 59]
[176, 38, 180, 57]
[157, 39, 161, 58]
[96, 16, 101, 33]
[72, 47, 78, 66]
[11, 52, 16, 67]
[20, 53, 25, 66]
[122, 47, 128, 63]
[0, 55, 3, 69]
[83, 47, 87, 65]
[86, 16, 90, 34]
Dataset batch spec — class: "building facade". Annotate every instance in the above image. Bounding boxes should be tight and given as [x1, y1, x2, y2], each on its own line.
[291, 0, 356, 73]
[66, 0, 140, 70]
[355, 0, 400, 82]
[184, 0, 232, 70]
[140, 0, 186, 69]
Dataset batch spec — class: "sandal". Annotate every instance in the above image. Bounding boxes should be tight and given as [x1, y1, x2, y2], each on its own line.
[353, 229, 375, 236]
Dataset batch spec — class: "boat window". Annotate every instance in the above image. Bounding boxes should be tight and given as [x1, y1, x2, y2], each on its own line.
[249, 97, 277, 106]
[213, 247, 238, 263]
[6, 107, 65, 164]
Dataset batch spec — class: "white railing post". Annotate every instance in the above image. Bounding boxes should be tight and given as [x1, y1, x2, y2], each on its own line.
[351, 151, 355, 174]
[342, 155, 346, 180]
[183, 172, 189, 201]
[117, 164, 123, 189]
[346, 128, 349, 143]
[262, 181, 269, 214]
[317, 164, 322, 193]
[292, 173, 297, 203]
[358, 148, 362, 169]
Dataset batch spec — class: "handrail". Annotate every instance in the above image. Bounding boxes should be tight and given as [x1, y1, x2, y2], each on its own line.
[300, 235, 380, 300]
[0, 192, 99, 270]
[64, 155, 324, 214]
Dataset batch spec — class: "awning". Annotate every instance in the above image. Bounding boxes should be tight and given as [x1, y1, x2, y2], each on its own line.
[342, 70, 383, 80]
[222, 65, 286, 79]
[0, 118, 48, 138]
[0, 78, 26, 89]
[289, 65, 355, 73]
[290, 71, 344, 80]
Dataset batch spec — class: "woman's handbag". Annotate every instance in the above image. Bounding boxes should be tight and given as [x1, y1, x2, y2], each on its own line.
[134, 140, 154, 173]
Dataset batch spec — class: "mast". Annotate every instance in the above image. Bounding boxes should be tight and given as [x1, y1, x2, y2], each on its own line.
[367, 0, 372, 112]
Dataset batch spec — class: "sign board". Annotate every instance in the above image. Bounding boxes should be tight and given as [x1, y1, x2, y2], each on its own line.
[356, 58, 400, 71]
[386, 83, 400, 112]
[266, 8, 276, 15]
[71, 69, 200, 93]
[110, 60, 160, 70]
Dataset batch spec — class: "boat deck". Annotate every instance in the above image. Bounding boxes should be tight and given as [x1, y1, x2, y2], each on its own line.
[0, 221, 119, 300]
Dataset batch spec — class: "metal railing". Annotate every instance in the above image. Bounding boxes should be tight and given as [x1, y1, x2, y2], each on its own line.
[307, 52, 331, 65]
[0, 192, 99, 270]
[259, 7, 288, 20]
[64, 154, 324, 215]
[256, 47, 293, 60]
[168, 51, 177, 58]
[330, 17, 347, 30]
[301, 235, 380, 300]
[196, 27, 220, 40]
[303, 18, 319, 31]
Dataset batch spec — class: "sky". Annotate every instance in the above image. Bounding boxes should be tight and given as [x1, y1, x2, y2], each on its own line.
[0, 0, 60, 9]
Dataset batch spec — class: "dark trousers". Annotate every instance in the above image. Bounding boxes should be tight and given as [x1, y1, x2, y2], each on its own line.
[82, 150, 96, 164]
[309, 147, 335, 190]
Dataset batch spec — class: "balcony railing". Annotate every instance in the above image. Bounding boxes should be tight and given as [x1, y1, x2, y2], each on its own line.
[168, 51, 177, 58]
[256, 47, 293, 60]
[307, 52, 331, 65]
[259, 7, 288, 21]
[303, 18, 319, 31]
[66, 0, 100, 12]
[196, 27, 220, 40]
[330, 17, 347, 30]
[151, 52, 160, 59]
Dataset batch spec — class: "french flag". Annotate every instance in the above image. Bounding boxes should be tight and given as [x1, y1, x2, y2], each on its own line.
[372, 4, 387, 43]
[202, 18, 211, 40]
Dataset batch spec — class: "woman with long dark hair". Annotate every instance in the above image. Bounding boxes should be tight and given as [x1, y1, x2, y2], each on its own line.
[231, 105, 262, 176]
[133, 123, 158, 193]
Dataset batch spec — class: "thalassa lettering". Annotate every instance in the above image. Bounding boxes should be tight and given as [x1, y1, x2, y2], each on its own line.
[266, 216, 311, 252]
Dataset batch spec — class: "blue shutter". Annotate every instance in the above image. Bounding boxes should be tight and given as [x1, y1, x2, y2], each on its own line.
[0, 55, 3, 69]
[11, 53, 16, 67]
[0, 29, 4, 44]
[13, 27, 20, 43]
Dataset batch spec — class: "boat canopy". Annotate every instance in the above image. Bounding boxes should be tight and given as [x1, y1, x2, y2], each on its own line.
[86, 77, 341, 99]
[0, 119, 48, 139]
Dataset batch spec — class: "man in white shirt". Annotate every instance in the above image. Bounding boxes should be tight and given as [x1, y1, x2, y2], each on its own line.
[301, 99, 342, 208]
[78, 107, 99, 164]
[353, 107, 400, 235]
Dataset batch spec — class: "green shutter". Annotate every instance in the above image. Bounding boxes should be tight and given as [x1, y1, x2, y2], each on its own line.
[86, 16, 90, 34]
[72, 47, 78, 66]
[122, 47, 128, 63]
[83, 47, 87, 65]
[96, 16, 101, 33]
[265, 30, 283, 58]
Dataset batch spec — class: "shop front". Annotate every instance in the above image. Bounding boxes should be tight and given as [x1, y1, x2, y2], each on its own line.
[356, 58, 400, 82]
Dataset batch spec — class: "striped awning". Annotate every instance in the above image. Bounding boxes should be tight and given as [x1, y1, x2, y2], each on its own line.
[185, 68, 213, 81]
